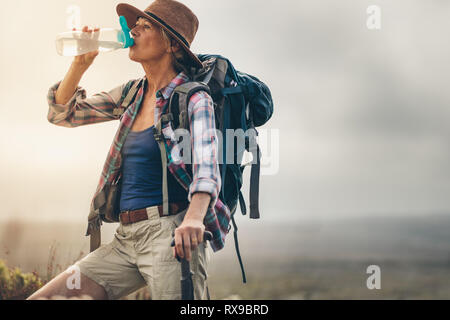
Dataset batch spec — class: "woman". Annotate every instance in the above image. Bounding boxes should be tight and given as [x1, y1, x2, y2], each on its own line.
[28, 0, 222, 300]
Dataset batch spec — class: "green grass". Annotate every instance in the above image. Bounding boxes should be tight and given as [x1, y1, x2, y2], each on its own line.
[0, 259, 43, 300]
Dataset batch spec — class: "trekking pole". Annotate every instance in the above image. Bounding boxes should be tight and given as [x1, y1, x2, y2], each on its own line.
[171, 230, 213, 300]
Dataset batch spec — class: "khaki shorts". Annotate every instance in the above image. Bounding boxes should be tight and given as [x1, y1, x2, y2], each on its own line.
[74, 207, 211, 300]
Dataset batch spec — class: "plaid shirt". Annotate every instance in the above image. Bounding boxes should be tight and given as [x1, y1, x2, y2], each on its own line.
[47, 72, 231, 252]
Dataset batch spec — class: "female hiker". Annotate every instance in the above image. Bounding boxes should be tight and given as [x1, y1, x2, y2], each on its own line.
[28, 0, 225, 300]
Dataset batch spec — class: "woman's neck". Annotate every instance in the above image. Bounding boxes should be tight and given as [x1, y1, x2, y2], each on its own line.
[142, 59, 178, 97]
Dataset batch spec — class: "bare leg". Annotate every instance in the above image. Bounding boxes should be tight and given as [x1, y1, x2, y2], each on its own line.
[26, 269, 108, 300]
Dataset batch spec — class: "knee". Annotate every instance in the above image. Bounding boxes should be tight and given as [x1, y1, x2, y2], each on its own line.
[26, 291, 50, 300]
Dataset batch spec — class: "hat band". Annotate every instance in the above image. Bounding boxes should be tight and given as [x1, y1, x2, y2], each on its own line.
[144, 11, 190, 48]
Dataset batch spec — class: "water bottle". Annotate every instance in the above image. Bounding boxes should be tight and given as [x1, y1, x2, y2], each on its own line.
[55, 16, 134, 56]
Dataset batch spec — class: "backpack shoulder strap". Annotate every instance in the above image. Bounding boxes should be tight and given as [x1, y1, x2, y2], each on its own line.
[112, 79, 141, 117]
[168, 81, 211, 130]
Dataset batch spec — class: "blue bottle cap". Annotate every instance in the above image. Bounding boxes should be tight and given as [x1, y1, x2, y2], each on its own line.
[118, 15, 135, 48]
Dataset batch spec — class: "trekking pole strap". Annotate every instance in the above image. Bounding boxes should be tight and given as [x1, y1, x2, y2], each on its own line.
[231, 214, 247, 283]
[239, 190, 247, 216]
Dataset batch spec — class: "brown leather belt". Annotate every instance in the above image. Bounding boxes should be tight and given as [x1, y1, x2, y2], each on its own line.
[119, 201, 189, 225]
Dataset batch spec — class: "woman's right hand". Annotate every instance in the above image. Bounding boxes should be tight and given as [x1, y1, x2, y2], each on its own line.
[71, 26, 100, 72]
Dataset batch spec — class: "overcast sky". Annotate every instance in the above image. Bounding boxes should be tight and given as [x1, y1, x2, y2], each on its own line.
[1, 0, 450, 223]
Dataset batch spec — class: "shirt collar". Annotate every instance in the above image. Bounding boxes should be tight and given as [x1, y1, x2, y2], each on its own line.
[142, 71, 191, 101]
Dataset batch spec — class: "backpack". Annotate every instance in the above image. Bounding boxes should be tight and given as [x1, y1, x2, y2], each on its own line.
[161, 54, 274, 283]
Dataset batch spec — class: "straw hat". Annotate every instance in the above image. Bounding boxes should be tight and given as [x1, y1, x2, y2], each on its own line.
[116, 0, 203, 68]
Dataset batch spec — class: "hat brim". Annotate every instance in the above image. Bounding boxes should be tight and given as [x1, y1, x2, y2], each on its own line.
[116, 3, 203, 69]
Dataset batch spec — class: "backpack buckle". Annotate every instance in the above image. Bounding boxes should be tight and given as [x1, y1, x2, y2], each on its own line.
[152, 127, 164, 142]
[160, 113, 173, 124]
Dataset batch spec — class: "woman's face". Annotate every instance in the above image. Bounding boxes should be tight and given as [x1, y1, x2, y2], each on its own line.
[129, 17, 169, 63]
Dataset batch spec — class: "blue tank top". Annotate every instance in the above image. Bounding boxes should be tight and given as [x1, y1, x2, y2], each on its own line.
[119, 125, 188, 212]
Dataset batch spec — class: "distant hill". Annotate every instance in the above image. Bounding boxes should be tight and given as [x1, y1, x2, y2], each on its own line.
[216, 213, 450, 262]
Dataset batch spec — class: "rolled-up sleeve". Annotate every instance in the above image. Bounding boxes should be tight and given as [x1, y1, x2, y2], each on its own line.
[47, 80, 134, 128]
[187, 90, 221, 208]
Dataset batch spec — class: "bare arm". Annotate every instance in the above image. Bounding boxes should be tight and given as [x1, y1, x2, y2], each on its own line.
[55, 63, 88, 104]
[55, 26, 99, 105]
